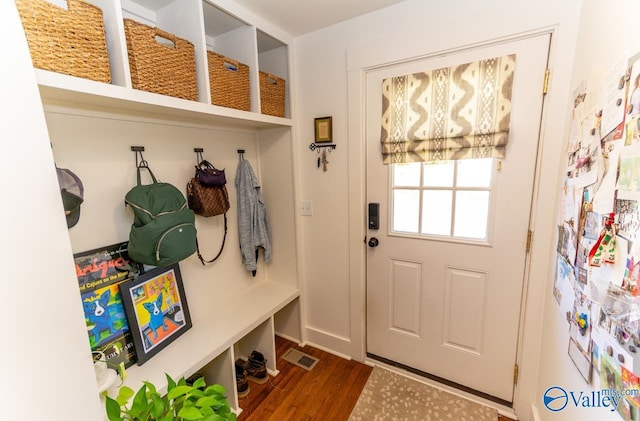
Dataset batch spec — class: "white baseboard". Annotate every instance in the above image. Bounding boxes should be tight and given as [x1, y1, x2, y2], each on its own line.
[275, 331, 303, 346]
[304, 326, 352, 357]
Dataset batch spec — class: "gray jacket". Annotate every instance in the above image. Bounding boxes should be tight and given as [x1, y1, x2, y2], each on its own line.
[235, 159, 271, 274]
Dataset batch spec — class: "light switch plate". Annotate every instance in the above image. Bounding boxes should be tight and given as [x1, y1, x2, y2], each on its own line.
[301, 200, 313, 216]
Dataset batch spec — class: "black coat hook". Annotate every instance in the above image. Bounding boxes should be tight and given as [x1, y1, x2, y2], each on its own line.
[131, 146, 147, 168]
[194, 148, 204, 165]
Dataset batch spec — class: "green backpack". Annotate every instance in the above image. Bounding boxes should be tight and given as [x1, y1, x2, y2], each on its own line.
[125, 166, 197, 266]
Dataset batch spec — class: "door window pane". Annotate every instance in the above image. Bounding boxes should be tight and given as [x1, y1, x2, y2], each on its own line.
[389, 159, 493, 241]
[393, 189, 420, 233]
[457, 158, 493, 188]
[393, 163, 421, 187]
[423, 161, 454, 187]
[421, 190, 452, 236]
[453, 191, 490, 239]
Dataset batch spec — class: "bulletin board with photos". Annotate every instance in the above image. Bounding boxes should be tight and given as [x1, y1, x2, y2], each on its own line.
[555, 52, 640, 420]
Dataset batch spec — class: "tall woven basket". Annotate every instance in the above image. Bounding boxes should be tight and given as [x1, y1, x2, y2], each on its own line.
[208, 51, 250, 111]
[15, 0, 111, 83]
[259, 72, 286, 117]
[123, 19, 198, 101]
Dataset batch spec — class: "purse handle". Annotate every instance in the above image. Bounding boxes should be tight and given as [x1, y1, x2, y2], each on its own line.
[198, 159, 217, 170]
[196, 214, 228, 265]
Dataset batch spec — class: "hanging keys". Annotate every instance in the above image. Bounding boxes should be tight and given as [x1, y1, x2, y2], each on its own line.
[322, 150, 329, 172]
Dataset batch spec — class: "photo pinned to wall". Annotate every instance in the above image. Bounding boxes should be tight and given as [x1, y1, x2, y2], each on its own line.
[622, 255, 640, 296]
[119, 264, 191, 365]
[75, 242, 138, 368]
[566, 289, 594, 383]
[625, 53, 640, 146]
[568, 337, 592, 383]
[616, 199, 640, 241]
[554, 255, 576, 317]
[583, 210, 603, 241]
[593, 130, 623, 214]
[616, 146, 640, 200]
[575, 242, 589, 286]
[566, 82, 600, 189]
[601, 56, 629, 138]
[558, 220, 578, 266]
[619, 366, 640, 420]
[571, 290, 593, 353]
[598, 330, 634, 412]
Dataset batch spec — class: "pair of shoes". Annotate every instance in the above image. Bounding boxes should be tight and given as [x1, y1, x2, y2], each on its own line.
[235, 360, 250, 399]
[242, 350, 269, 384]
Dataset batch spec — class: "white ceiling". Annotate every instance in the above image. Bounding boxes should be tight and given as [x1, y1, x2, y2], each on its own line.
[231, 0, 409, 37]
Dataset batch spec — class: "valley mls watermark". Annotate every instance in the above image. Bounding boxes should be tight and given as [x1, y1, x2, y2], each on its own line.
[543, 386, 639, 412]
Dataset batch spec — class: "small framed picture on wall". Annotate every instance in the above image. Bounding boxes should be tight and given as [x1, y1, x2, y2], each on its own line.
[314, 116, 333, 143]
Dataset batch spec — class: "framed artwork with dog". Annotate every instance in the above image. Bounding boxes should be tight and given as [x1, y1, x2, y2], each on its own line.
[119, 263, 192, 365]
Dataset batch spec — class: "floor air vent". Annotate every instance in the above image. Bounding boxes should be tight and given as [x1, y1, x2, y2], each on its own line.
[282, 348, 319, 371]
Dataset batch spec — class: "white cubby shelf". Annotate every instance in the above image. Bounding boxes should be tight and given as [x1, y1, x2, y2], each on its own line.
[120, 280, 300, 409]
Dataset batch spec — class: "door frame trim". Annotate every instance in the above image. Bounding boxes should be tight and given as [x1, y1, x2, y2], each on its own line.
[346, 25, 570, 418]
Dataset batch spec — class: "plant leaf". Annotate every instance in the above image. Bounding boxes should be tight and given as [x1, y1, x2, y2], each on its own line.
[105, 396, 123, 421]
[190, 388, 205, 399]
[167, 385, 193, 400]
[200, 406, 214, 416]
[178, 406, 203, 420]
[143, 380, 157, 395]
[129, 384, 148, 418]
[150, 393, 166, 419]
[159, 414, 174, 421]
[195, 396, 220, 408]
[166, 373, 177, 391]
[204, 384, 227, 396]
[115, 386, 135, 406]
[192, 376, 206, 389]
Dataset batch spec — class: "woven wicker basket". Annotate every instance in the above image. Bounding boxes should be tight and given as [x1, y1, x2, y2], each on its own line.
[208, 51, 250, 111]
[259, 71, 286, 117]
[15, 0, 111, 83]
[123, 19, 197, 101]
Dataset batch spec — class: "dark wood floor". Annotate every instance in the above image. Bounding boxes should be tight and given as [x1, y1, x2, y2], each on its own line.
[238, 336, 515, 421]
[238, 336, 372, 420]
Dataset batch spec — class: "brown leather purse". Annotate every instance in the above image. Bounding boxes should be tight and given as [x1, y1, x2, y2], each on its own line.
[187, 163, 230, 264]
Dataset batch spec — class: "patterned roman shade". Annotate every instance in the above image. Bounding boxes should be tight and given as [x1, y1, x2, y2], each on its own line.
[380, 54, 516, 164]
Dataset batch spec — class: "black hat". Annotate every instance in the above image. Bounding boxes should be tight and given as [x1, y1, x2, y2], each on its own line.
[56, 168, 84, 228]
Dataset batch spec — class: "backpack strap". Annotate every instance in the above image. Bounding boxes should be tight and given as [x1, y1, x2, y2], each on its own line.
[136, 165, 158, 185]
[196, 213, 228, 265]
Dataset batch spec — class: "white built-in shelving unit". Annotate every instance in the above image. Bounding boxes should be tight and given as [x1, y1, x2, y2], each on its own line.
[23, 0, 300, 415]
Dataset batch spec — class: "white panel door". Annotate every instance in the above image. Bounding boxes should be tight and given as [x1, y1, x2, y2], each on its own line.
[366, 34, 550, 403]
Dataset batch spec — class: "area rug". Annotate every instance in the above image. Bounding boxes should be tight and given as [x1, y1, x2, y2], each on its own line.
[349, 366, 498, 421]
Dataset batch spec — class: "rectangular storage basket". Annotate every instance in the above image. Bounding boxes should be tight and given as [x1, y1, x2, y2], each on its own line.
[208, 51, 250, 111]
[15, 0, 111, 83]
[123, 19, 198, 101]
[259, 71, 286, 117]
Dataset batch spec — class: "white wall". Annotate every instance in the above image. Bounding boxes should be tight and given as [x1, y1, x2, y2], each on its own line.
[293, 0, 581, 418]
[3, 1, 299, 418]
[1, 3, 103, 420]
[533, 1, 640, 420]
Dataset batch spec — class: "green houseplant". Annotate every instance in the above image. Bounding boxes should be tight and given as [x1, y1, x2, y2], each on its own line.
[105, 373, 237, 421]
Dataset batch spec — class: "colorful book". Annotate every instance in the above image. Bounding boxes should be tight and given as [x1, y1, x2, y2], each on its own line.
[75, 242, 137, 369]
